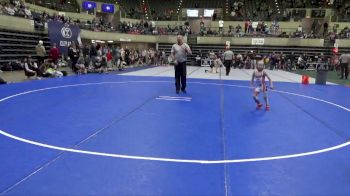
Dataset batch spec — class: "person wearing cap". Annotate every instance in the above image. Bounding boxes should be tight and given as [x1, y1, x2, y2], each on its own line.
[36, 40, 46, 67]
[251, 57, 273, 111]
[171, 35, 192, 94]
[223, 46, 234, 75]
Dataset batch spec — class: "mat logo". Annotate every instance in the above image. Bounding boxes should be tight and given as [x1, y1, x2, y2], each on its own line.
[61, 27, 72, 38]
[156, 96, 192, 102]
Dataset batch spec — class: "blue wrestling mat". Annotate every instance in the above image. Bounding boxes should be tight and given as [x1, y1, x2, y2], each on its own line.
[0, 74, 349, 195]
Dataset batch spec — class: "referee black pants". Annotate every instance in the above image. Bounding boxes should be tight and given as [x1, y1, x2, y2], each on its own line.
[224, 60, 232, 75]
[175, 62, 187, 91]
[340, 63, 349, 79]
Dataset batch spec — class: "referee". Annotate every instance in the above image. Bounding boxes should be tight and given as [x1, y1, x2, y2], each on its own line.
[171, 35, 192, 94]
[339, 53, 349, 80]
[223, 47, 234, 76]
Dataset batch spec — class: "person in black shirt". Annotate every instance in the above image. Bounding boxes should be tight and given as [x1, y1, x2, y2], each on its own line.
[90, 43, 97, 64]
[68, 42, 80, 73]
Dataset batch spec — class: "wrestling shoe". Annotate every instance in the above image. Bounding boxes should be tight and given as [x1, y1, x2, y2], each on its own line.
[256, 103, 263, 110]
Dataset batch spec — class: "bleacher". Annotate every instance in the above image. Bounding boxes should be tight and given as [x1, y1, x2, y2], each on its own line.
[0, 29, 50, 69]
[119, 0, 144, 19]
[159, 42, 350, 65]
[147, 0, 178, 20]
[182, 0, 223, 8]
[25, 0, 80, 13]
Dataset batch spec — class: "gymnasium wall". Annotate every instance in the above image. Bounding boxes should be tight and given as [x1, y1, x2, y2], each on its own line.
[196, 37, 324, 47]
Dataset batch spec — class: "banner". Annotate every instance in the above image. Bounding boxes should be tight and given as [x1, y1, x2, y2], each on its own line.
[225, 41, 230, 49]
[48, 21, 81, 55]
[251, 38, 264, 45]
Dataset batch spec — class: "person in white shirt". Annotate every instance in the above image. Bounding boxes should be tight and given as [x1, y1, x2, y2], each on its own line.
[171, 35, 192, 94]
[219, 19, 224, 33]
[297, 25, 302, 33]
[24, 7, 32, 18]
[5, 4, 15, 16]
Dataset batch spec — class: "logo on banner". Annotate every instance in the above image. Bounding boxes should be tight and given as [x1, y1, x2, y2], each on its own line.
[61, 27, 72, 38]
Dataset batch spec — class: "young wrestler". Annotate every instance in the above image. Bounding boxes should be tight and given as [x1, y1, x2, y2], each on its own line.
[251, 58, 274, 111]
[205, 55, 222, 73]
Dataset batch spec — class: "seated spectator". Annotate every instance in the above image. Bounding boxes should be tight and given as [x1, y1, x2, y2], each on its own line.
[76, 53, 87, 74]
[44, 64, 64, 77]
[24, 6, 32, 18]
[297, 55, 305, 69]
[23, 56, 41, 79]
[4, 4, 16, 16]
[93, 56, 103, 73]
[236, 24, 242, 33]
[297, 25, 303, 33]
[0, 3, 4, 14]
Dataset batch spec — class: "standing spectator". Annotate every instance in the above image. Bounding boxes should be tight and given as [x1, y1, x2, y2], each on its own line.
[68, 42, 80, 73]
[171, 35, 192, 94]
[36, 40, 46, 67]
[339, 53, 349, 79]
[106, 46, 113, 69]
[160, 50, 166, 66]
[90, 43, 97, 64]
[24, 6, 32, 19]
[212, 11, 217, 21]
[323, 22, 329, 37]
[113, 46, 121, 70]
[244, 20, 248, 34]
[219, 19, 224, 33]
[270, 52, 277, 70]
[248, 20, 253, 34]
[125, 47, 130, 65]
[120, 47, 125, 65]
[298, 25, 303, 33]
[223, 47, 234, 75]
[49, 43, 60, 66]
[83, 44, 90, 58]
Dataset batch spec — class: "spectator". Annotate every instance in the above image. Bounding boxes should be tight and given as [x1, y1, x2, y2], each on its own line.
[68, 42, 79, 72]
[90, 43, 97, 63]
[4, 4, 15, 16]
[23, 56, 41, 79]
[212, 11, 217, 21]
[323, 22, 329, 37]
[113, 46, 121, 70]
[75, 53, 87, 74]
[49, 43, 60, 65]
[35, 40, 46, 67]
[298, 25, 303, 33]
[24, 6, 32, 18]
[219, 19, 224, 33]
[82, 44, 90, 57]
